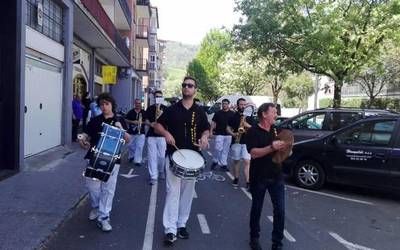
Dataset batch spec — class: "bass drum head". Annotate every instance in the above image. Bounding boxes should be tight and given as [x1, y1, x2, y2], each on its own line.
[172, 149, 204, 169]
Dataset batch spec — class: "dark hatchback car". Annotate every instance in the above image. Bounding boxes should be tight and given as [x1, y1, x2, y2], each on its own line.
[278, 108, 397, 142]
[283, 115, 400, 191]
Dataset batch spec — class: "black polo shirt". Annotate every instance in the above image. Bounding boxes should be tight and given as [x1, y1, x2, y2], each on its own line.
[145, 104, 167, 137]
[157, 101, 210, 155]
[126, 109, 146, 135]
[246, 124, 282, 182]
[84, 114, 128, 163]
[228, 112, 255, 144]
[212, 110, 234, 135]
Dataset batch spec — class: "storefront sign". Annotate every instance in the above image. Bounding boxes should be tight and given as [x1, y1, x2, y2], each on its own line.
[102, 65, 117, 84]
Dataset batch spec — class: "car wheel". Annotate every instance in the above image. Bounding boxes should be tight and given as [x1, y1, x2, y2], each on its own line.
[294, 160, 326, 190]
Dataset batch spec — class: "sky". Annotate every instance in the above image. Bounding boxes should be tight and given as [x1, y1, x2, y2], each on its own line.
[150, 0, 240, 45]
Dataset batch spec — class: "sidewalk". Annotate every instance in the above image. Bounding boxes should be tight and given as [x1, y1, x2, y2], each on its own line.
[0, 143, 88, 250]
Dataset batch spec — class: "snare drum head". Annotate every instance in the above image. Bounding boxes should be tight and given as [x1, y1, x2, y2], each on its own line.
[172, 149, 204, 169]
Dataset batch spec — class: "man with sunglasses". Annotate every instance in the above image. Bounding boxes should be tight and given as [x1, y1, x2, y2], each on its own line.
[154, 76, 210, 246]
[210, 98, 234, 171]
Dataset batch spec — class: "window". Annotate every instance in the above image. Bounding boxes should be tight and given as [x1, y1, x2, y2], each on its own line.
[95, 59, 104, 76]
[336, 120, 396, 147]
[26, 0, 64, 43]
[291, 113, 326, 130]
[328, 112, 363, 131]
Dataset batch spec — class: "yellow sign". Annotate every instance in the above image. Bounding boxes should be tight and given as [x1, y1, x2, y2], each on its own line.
[102, 65, 117, 84]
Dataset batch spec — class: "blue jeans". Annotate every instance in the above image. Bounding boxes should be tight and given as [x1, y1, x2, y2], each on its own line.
[249, 177, 285, 245]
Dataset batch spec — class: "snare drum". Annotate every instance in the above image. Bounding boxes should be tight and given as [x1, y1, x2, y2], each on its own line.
[170, 149, 205, 180]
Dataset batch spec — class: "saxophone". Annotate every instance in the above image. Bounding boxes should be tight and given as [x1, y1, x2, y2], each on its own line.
[155, 104, 163, 121]
[137, 112, 142, 135]
[236, 114, 246, 143]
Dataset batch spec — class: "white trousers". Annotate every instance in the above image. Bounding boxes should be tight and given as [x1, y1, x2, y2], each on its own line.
[212, 135, 232, 166]
[163, 158, 196, 234]
[147, 136, 166, 180]
[86, 164, 120, 220]
[128, 134, 145, 164]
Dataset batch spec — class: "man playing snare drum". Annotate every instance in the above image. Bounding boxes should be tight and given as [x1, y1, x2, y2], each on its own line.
[78, 93, 130, 232]
[154, 76, 210, 246]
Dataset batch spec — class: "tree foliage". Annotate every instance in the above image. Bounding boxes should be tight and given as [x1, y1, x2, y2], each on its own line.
[186, 59, 211, 101]
[283, 72, 315, 109]
[234, 0, 400, 107]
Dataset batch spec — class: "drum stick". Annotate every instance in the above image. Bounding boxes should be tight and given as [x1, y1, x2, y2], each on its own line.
[173, 144, 186, 159]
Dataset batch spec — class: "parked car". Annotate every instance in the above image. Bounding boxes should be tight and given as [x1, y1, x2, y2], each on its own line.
[283, 114, 400, 191]
[278, 108, 397, 142]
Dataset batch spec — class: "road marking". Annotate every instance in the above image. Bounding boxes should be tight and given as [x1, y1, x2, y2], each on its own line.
[142, 182, 158, 250]
[120, 169, 139, 178]
[286, 185, 373, 205]
[207, 151, 212, 156]
[226, 172, 234, 180]
[329, 232, 375, 250]
[240, 187, 252, 200]
[197, 214, 211, 234]
[267, 216, 296, 242]
[194, 190, 198, 198]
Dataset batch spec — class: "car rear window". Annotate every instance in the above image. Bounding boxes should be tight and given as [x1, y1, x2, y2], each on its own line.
[328, 112, 363, 130]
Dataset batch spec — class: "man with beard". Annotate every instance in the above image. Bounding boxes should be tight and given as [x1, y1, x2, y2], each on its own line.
[227, 98, 254, 189]
[154, 76, 210, 246]
[126, 98, 146, 167]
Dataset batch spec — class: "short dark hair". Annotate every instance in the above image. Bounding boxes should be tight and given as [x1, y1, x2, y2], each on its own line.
[183, 76, 197, 87]
[154, 90, 163, 96]
[237, 98, 246, 107]
[257, 103, 275, 119]
[222, 99, 230, 104]
[97, 92, 117, 113]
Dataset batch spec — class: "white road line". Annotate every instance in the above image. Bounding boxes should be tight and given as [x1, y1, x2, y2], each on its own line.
[197, 214, 211, 234]
[286, 185, 373, 206]
[226, 172, 234, 180]
[329, 232, 375, 250]
[142, 182, 158, 250]
[267, 216, 296, 242]
[207, 151, 212, 156]
[194, 190, 198, 198]
[240, 187, 252, 200]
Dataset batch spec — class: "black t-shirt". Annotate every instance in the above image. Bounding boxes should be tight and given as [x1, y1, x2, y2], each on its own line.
[212, 110, 234, 135]
[126, 109, 146, 135]
[246, 124, 282, 182]
[145, 104, 167, 137]
[157, 101, 210, 155]
[84, 114, 128, 163]
[228, 112, 255, 144]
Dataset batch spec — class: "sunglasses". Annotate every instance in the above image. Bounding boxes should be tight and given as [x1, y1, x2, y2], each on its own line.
[181, 83, 196, 89]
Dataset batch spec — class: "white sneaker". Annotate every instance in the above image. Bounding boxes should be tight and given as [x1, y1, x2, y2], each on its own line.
[88, 208, 98, 221]
[97, 218, 112, 232]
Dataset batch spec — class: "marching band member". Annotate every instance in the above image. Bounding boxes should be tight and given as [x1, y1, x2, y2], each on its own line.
[246, 103, 287, 250]
[78, 93, 130, 232]
[126, 98, 146, 167]
[154, 76, 210, 246]
[227, 98, 254, 189]
[210, 98, 234, 171]
[144, 90, 167, 185]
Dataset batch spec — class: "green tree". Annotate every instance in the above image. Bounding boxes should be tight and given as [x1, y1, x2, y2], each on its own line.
[186, 59, 211, 101]
[283, 72, 315, 110]
[188, 29, 232, 101]
[234, 0, 400, 107]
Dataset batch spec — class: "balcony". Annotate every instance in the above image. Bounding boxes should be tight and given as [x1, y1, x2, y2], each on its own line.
[135, 58, 148, 71]
[137, 0, 150, 5]
[79, 0, 130, 65]
[136, 25, 149, 38]
[148, 62, 156, 70]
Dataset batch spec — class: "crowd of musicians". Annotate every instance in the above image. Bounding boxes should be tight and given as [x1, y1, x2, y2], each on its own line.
[78, 76, 290, 250]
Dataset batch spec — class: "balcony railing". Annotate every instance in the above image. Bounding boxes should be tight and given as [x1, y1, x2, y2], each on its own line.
[137, 0, 150, 5]
[148, 62, 156, 70]
[81, 0, 130, 63]
[118, 0, 132, 26]
[136, 25, 149, 38]
[135, 58, 148, 71]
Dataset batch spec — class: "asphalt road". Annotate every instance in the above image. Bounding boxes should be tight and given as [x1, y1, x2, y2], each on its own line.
[43, 140, 400, 250]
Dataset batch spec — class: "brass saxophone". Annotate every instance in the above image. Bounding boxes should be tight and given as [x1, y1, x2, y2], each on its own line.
[155, 104, 163, 121]
[236, 114, 246, 143]
[137, 112, 142, 135]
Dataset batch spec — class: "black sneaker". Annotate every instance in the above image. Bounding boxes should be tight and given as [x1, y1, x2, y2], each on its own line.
[246, 182, 250, 191]
[232, 178, 239, 187]
[134, 163, 142, 167]
[250, 238, 262, 250]
[177, 227, 189, 239]
[220, 165, 229, 172]
[164, 233, 177, 246]
[210, 162, 218, 170]
[271, 243, 283, 250]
